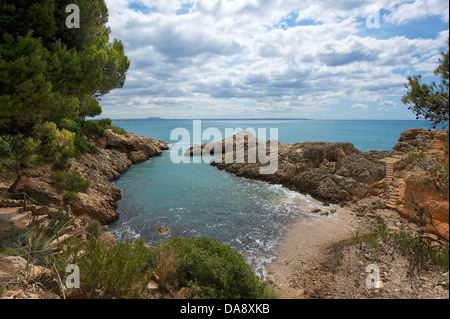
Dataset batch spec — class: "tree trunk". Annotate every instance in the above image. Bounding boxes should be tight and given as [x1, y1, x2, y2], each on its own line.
[8, 155, 22, 193]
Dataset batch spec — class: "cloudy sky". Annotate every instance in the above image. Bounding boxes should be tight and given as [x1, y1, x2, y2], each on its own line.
[100, 0, 449, 120]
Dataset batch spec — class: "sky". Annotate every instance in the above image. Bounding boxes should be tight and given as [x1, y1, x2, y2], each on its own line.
[100, 0, 449, 120]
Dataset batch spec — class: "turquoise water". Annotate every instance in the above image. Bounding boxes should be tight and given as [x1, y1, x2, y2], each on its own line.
[107, 119, 430, 276]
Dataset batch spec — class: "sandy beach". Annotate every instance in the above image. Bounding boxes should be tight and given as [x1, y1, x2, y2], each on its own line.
[267, 206, 360, 298]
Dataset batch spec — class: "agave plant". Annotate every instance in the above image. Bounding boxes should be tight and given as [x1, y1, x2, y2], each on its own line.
[19, 210, 82, 263]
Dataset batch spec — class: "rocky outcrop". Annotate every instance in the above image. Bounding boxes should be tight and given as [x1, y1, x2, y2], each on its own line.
[12, 129, 168, 224]
[92, 129, 169, 164]
[393, 128, 447, 153]
[189, 133, 388, 203]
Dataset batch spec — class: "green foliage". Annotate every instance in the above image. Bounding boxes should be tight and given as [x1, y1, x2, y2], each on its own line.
[407, 150, 426, 161]
[361, 233, 380, 249]
[98, 118, 112, 126]
[373, 225, 449, 272]
[0, 0, 130, 190]
[54, 237, 155, 299]
[51, 170, 90, 192]
[107, 124, 127, 135]
[79, 216, 103, 239]
[63, 191, 79, 203]
[402, 43, 449, 128]
[59, 119, 99, 158]
[16, 211, 81, 264]
[51, 236, 276, 299]
[82, 119, 127, 136]
[35, 122, 75, 162]
[82, 120, 106, 136]
[166, 237, 270, 299]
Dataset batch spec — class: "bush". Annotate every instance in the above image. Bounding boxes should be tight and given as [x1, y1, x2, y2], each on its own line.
[166, 237, 270, 299]
[51, 236, 276, 299]
[106, 124, 127, 135]
[83, 121, 105, 136]
[51, 170, 90, 192]
[63, 191, 79, 203]
[54, 237, 155, 299]
[98, 118, 112, 126]
[59, 119, 99, 159]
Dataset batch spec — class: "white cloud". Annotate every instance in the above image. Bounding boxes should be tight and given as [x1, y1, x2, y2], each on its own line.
[385, 0, 450, 24]
[378, 100, 398, 111]
[101, 0, 449, 119]
[351, 103, 369, 110]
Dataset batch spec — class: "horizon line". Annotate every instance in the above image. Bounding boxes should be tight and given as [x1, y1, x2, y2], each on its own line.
[107, 117, 428, 122]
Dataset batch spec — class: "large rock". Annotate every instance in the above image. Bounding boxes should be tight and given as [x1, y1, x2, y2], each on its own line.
[290, 167, 367, 202]
[94, 129, 169, 164]
[191, 132, 382, 203]
[393, 128, 446, 153]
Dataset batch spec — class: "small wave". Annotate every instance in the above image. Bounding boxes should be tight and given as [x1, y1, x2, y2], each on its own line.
[108, 223, 141, 242]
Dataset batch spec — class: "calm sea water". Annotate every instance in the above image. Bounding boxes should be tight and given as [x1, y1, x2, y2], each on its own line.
[107, 119, 430, 276]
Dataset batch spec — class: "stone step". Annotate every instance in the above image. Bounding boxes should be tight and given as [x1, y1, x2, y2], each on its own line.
[0, 207, 24, 221]
[9, 211, 31, 224]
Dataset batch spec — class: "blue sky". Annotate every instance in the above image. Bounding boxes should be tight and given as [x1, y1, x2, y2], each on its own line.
[101, 0, 449, 120]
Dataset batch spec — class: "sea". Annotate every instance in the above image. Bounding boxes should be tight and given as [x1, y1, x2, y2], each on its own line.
[107, 119, 431, 277]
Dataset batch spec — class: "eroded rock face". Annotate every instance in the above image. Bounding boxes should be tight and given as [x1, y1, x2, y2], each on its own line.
[16, 130, 168, 224]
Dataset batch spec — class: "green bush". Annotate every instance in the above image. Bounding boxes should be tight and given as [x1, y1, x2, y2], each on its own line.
[51, 170, 90, 192]
[98, 118, 112, 126]
[60, 119, 83, 135]
[166, 237, 270, 299]
[59, 119, 99, 159]
[83, 121, 105, 136]
[73, 135, 99, 159]
[82, 119, 127, 136]
[51, 236, 276, 299]
[106, 124, 127, 135]
[63, 191, 79, 203]
[54, 238, 155, 299]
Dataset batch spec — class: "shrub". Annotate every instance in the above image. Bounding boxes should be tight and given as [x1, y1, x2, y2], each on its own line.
[73, 135, 99, 159]
[83, 121, 105, 136]
[106, 124, 127, 135]
[51, 236, 276, 299]
[54, 237, 155, 299]
[166, 237, 269, 299]
[98, 118, 112, 126]
[51, 171, 90, 192]
[63, 191, 79, 203]
[59, 119, 99, 159]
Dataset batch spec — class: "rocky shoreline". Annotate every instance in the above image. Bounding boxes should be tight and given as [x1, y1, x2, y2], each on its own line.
[188, 129, 445, 202]
[1, 129, 168, 224]
[0, 127, 448, 299]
